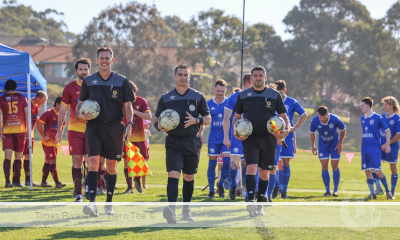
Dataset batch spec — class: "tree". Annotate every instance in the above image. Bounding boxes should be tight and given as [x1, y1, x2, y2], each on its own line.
[177, 9, 242, 87]
[161, 15, 185, 47]
[71, 1, 171, 111]
[0, 0, 71, 44]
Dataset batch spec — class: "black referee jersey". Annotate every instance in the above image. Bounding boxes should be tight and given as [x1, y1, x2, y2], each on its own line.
[79, 72, 135, 122]
[155, 88, 210, 137]
[235, 87, 286, 135]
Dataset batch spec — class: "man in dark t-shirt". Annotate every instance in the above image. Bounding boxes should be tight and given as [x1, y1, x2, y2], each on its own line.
[77, 47, 135, 217]
[233, 66, 290, 218]
[153, 64, 211, 224]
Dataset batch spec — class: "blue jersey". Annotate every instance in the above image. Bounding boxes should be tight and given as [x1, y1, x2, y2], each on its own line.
[225, 91, 240, 131]
[361, 113, 389, 154]
[380, 113, 400, 148]
[278, 96, 306, 138]
[310, 114, 345, 151]
[207, 97, 228, 144]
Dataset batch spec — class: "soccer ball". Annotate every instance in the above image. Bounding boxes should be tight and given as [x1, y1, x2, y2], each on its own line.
[234, 119, 253, 137]
[80, 99, 101, 119]
[267, 116, 286, 134]
[159, 109, 180, 130]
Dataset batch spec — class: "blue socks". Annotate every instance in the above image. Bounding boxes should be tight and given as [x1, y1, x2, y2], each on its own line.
[267, 174, 276, 199]
[379, 176, 390, 193]
[218, 157, 230, 187]
[275, 170, 280, 188]
[322, 170, 330, 193]
[367, 178, 375, 195]
[282, 166, 290, 193]
[392, 174, 398, 195]
[372, 172, 382, 191]
[207, 160, 217, 193]
[333, 169, 340, 192]
[230, 167, 238, 187]
[255, 168, 260, 190]
[279, 168, 283, 190]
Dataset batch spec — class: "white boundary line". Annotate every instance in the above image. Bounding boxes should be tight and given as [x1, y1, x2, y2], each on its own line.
[1, 202, 400, 206]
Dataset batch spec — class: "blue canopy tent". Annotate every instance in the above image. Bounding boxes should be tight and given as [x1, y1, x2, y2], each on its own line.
[0, 43, 48, 189]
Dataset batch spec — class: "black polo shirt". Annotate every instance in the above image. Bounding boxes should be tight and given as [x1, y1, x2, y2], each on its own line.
[235, 87, 286, 135]
[155, 88, 210, 137]
[79, 72, 135, 122]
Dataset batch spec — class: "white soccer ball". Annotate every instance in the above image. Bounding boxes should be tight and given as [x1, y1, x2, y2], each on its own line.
[267, 116, 286, 134]
[234, 119, 253, 137]
[80, 99, 101, 119]
[159, 109, 180, 130]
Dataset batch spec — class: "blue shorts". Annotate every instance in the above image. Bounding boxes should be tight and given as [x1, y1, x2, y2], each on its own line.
[230, 132, 243, 157]
[208, 143, 229, 156]
[362, 153, 381, 171]
[274, 144, 282, 166]
[381, 147, 399, 163]
[280, 137, 295, 159]
[318, 148, 340, 160]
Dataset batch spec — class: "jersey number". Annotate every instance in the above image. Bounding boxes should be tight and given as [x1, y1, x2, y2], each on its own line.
[8, 101, 18, 114]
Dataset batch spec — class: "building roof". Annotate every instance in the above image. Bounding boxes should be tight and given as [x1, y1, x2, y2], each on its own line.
[13, 45, 73, 63]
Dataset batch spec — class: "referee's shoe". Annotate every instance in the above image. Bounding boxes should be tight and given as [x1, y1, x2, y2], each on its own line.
[163, 206, 177, 224]
[83, 205, 99, 217]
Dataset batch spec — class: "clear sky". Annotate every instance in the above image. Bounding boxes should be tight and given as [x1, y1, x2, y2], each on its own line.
[15, 0, 397, 40]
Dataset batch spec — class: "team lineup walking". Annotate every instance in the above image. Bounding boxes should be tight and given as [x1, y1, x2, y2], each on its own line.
[2, 46, 400, 223]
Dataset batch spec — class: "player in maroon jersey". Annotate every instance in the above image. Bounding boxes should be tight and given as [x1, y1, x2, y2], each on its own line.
[0, 80, 29, 187]
[56, 58, 91, 202]
[122, 81, 151, 194]
[16, 90, 47, 187]
[37, 97, 66, 188]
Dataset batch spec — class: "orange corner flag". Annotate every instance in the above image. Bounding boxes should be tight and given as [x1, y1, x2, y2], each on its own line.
[126, 141, 152, 177]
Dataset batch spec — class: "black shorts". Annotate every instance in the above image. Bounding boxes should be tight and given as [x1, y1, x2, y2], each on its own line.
[86, 121, 125, 161]
[243, 134, 276, 170]
[165, 135, 202, 175]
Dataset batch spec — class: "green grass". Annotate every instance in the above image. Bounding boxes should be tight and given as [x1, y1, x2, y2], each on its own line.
[1, 142, 400, 239]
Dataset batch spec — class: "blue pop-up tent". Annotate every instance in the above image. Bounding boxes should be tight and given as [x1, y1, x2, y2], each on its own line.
[0, 43, 47, 189]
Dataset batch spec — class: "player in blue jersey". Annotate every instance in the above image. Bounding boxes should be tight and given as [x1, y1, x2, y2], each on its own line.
[374, 96, 400, 199]
[270, 80, 308, 199]
[360, 97, 392, 200]
[310, 106, 346, 197]
[223, 73, 253, 200]
[206, 79, 229, 199]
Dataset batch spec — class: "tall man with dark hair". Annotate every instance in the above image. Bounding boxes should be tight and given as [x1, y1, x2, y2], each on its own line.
[0, 79, 29, 187]
[56, 58, 92, 202]
[206, 79, 228, 199]
[21, 90, 47, 187]
[360, 97, 392, 200]
[270, 80, 307, 199]
[153, 64, 211, 224]
[310, 106, 346, 197]
[223, 73, 252, 200]
[37, 97, 66, 188]
[77, 47, 135, 216]
[123, 81, 152, 194]
[233, 66, 290, 217]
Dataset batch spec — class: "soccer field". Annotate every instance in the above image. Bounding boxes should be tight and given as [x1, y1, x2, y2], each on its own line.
[1, 142, 400, 239]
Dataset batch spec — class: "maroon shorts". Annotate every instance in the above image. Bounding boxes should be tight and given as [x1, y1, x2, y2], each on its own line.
[23, 138, 34, 155]
[2, 133, 25, 152]
[123, 141, 149, 160]
[68, 130, 88, 155]
[42, 144, 58, 160]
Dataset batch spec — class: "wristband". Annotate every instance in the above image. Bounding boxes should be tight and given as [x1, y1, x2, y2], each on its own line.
[127, 122, 133, 127]
[154, 122, 160, 132]
[197, 118, 204, 126]
[76, 115, 80, 120]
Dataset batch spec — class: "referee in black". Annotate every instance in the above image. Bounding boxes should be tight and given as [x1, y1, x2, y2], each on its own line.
[153, 64, 211, 224]
[77, 47, 135, 217]
[233, 66, 290, 218]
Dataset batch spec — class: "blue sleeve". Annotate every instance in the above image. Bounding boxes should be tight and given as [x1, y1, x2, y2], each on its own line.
[396, 117, 400, 135]
[293, 101, 306, 116]
[336, 117, 346, 131]
[225, 95, 235, 110]
[310, 118, 316, 132]
[380, 116, 389, 131]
